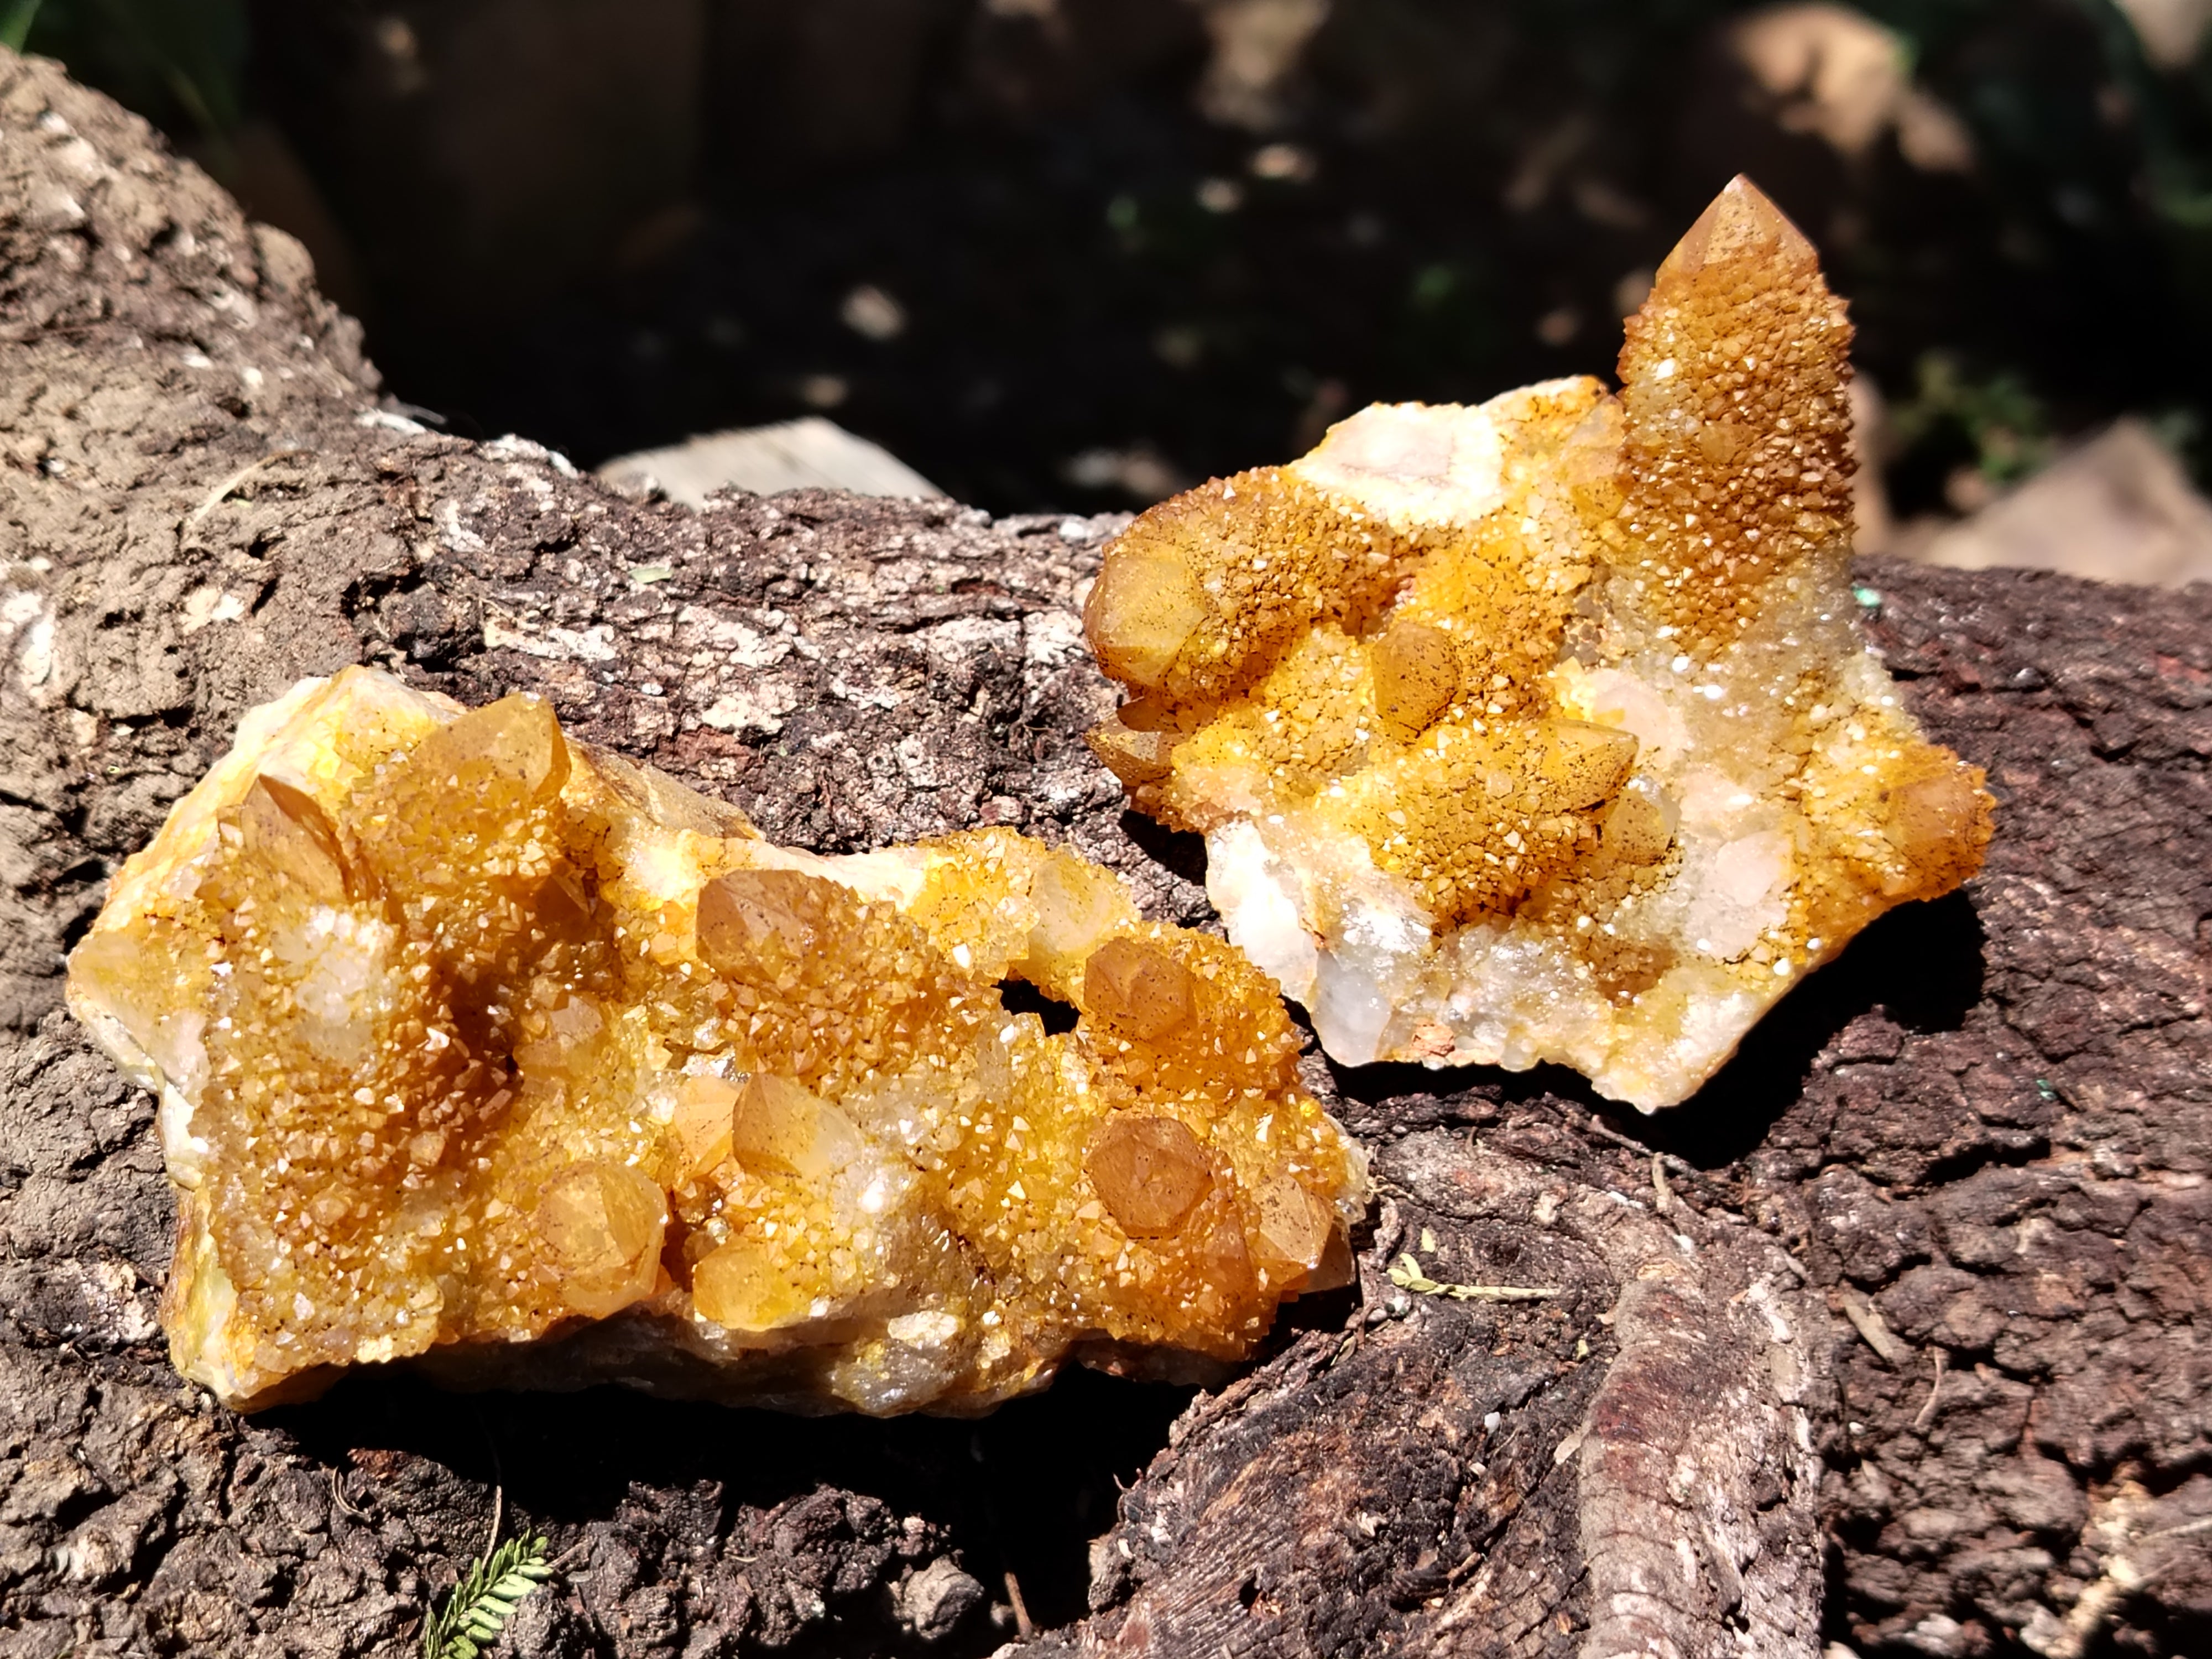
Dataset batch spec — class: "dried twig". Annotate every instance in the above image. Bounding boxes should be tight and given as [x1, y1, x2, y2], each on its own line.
[1837, 1286, 1911, 1368]
[329, 1467, 370, 1521]
[1389, 1254, 1560, 1302]
[179, 448, 304, 547]
[1913, 1349, 1947, 1431]
[1586, 1114, 1698, 1178]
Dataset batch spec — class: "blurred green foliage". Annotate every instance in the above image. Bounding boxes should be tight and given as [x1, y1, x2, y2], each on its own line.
[1891, 353, 2054, 485]
[0, 2, 42, 54]
[19, 0, 244, 136]
[22, 0, 2212, 509]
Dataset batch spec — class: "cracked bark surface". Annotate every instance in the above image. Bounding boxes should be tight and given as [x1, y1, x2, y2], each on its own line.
[0, 49, 2204, 1659]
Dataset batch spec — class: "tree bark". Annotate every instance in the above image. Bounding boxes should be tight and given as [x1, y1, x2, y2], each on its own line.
[0, 49, 2204, 1659]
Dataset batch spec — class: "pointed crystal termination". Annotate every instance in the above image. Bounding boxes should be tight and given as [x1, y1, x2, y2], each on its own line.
[1082, 175, 1994, 1110]
[1616, 176, 1855, 648]
[66, 667, 1366, 1413]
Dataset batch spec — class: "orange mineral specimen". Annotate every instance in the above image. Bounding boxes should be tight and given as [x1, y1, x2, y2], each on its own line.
[66, 667, 1365, 1413]
[1083, 177, 1994, 1109]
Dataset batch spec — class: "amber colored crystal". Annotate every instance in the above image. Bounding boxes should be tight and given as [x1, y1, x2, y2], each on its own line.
[1082, 176, 1994, 1109]
[1083, 938, 1198, 1042]
[535, 1163, 667, 1321]
[1086, 1115, 1212, 1237]
[66, 667, 1366, 1413]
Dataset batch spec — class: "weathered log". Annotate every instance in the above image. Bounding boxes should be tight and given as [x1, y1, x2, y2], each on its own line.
[0, 50, 2204, 1659]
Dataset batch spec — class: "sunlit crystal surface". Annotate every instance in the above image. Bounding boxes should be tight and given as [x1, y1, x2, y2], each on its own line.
[66, 669, 1365, 1413]
[1083, 177, 1993, 1110]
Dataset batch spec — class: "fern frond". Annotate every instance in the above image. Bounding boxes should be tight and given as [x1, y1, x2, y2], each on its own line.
[423, 1533, 554, 1659]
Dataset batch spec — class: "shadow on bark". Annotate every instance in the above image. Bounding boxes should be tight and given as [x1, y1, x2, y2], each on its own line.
[273, 1363, 1197, 1645]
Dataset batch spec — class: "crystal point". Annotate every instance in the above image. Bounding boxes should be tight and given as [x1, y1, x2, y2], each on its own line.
[1082, 184, 1993, 1109]
[1083, 937, 1197, 1041]
[1653, 174, 1816, 284]
[1086, 1115, 1212, 1239]
[66, 667, 1368, 1413]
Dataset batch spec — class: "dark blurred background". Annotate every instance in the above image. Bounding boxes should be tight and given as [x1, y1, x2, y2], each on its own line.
[18, 0, 2212, 562]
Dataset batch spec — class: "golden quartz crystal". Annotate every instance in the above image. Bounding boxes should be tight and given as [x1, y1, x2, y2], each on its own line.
[66, 668, 1364, 1413]
[1083, 178, 1994, 1109]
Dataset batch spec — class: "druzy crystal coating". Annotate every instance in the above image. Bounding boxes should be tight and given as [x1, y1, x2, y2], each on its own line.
[66, 668, 1364, 1413]
[1083, 178, 1994, 1109]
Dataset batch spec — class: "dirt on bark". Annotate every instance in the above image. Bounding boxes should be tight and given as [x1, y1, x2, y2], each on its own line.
[0, 48, 2204, 1659]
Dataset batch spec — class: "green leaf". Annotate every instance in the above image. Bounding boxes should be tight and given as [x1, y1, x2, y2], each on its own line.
[424, 1535, 554, 1659]
[0, 0, 43, 51]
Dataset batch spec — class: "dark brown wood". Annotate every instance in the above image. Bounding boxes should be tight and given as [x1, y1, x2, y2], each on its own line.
[0, 49, 2204, 1659]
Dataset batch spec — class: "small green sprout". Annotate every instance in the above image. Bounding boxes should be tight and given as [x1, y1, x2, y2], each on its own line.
[423, 1533, 555, 1659]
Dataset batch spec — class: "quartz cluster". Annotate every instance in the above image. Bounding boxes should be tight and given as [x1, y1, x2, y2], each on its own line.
[67, 667, 1365, 1413]
[1083, 178, 1994, 1109]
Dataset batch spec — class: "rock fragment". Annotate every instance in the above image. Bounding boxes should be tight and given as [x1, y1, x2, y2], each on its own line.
[1083, 176, 1993, 1109]
[66, 667, 1365, 1413]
